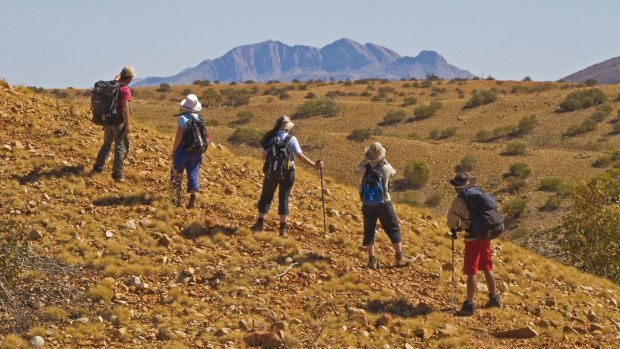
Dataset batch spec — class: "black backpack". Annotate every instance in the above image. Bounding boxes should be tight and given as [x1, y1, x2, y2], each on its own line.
[359, 163, 386, 206]
[91, 80, 123, 126]
[459, 186, 504, 239]
[181, 114, 208, 154]
[263, 135, 292, 180]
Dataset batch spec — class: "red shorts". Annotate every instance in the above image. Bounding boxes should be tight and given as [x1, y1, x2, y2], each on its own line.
[463, 240, 492, 275]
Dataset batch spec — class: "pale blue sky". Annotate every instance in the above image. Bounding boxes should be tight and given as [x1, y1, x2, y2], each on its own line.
[1, 0, 619, 87]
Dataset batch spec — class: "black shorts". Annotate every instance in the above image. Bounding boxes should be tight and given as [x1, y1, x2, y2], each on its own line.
[362, 202, 401, 246]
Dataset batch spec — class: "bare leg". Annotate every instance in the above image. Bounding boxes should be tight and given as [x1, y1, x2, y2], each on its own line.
[279, 214, 287, 224]
[466, 274, 477, 302]
[366, 244, 375, 257]
[483, 270, 497, 295]
[392, 242, 402, 254]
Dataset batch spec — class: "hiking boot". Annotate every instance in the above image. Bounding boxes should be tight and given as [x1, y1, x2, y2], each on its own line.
[395, 252, 415, 267]
[187, 194, 197, 209]
[113, 176, 126, 183]
[251, 218, 264, 233]
[89, 168, 102, 176]
[279, 222, 288, 238]
[483, 293, 501, 309]
[455, 301, 475, 316]
[368, 256, 379, 270]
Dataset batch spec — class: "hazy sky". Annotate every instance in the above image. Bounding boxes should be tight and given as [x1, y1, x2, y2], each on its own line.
[2, 0, 619, 87]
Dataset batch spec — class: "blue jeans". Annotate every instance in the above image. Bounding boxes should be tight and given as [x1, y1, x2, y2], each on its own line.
[362, 202, 402, 246]
[94, 125, 127, 178]
[257, 170, 295, 215]
[173, 148, 203, 192]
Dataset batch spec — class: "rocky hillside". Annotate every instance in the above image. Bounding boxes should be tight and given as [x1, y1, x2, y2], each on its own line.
[561, 55, 620, 84]
[1, 84, 619, 348]
[134, 38, 474, 86]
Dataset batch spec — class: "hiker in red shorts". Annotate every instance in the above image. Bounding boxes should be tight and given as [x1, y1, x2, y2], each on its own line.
[447, 173, 504, 316]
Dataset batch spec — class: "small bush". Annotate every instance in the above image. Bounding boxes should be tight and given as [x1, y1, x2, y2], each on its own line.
[403, 160, 430, 187]
[401, 97, 417, 107]
[475, 129, 494, 142]
[0, 221, 27, 300]
[612, 122, 620, 135]
[506, 178, 527, 193]
[584, 79, 597, 87]
[381, 109, 406, 125]
[516, 115, 538, 135]
[539, 177, 562, 191]
[503, 198, 528, 218]
[87, 285, 113, 301]
[304, 132, 327, 150]
[458, 155, 477, 172]
[412, 100, 442, 120]
[193, 79, 211, 86]
[522, 76, 532, 81]
[220, 88, 251, 107]
[464, 89, 497, 108]
[293, 98, 340, 119]
[181, 88, 192, 96]
[305, 92, 317, 99]
[227, 127, 262, 147]
[347, 127, 382, 142]
[401, 191, 420, 206]
[556, 181, 576, 198]
[540, 195, 561, 211]
[424, 192, 443, 207]
[406, 132, 422, 140]
[502, 142, 527, 156]
[565, 118, 597, 136]
[429, 127, 457, 140]
[559, 88, 607, 111]
[157, 83, 172, 92]
[202, 88, 223, 108]
[508, 162, 531, 179]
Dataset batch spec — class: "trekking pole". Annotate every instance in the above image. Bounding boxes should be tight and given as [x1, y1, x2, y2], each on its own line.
[319, 164, 327, 236]
[450, 230, 456, 313]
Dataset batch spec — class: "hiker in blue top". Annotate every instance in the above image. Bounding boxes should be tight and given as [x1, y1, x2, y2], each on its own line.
[251, 116, 323, 237]
[170, 94, 208, 209]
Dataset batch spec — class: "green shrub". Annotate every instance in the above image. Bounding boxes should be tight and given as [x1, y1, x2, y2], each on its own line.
[565, 118, 597, 136]
[220, 88, 251, 107]
[229, 110, 253, 126]
[305, 92, 317, 99]
[382, 109, 406, 125]
[293, 98, 340, 118]
[475, 130, 494, 142]
[0, 221, 27, 300]
[561, 179, 620, 282]
[401, 191, 420, 206]
[406, 132, 422, 140]
[556, 181, 576, 198]
[202, 88, 223, 108]
[157, 83, 172, 92]
[516, 115, 538, 135]
[503, 198, 527, 218]
[522, 76, 532, 81]
[584, 79, 597, 86]
[540, 195, 561, 212]
[347, 127, 382, 142]
[424, 192, 443, 207]
[492, 125, 518, 139]
[181, 88, 192, 96]
[412, 100, 442, 120]
[464, 89, 497, 108]
[502, 141, 527, 156]
[227, 127, 262, 147]
[429, 127, 457, 140]
[506, 178, 527, 193]
[403, 160, 430, 187]
[559, 88, 607, 111]
[401, 97, 417, 107]
[613, 122, 620, 135]
[508, 162, 531, 178]
[193, 79, 211, 86]
[304, 132, 327, 151]
[458, 155, 477, 172]
[539, 177, 562, 191]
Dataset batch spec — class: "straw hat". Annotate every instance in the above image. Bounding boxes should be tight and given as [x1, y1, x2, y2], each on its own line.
[364, 142, 387, 162]
[120, 66, 135, 78]
[180, 94, 202, 112]
[277, 115, 295, 131]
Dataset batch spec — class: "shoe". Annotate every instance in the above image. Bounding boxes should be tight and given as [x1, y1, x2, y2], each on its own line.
[89, 168, 102, 176]
[279, 222, 287, 238]
[455, 301, 475, 316]
[395, 252, 415, 267]
[368, 256, 379, 270]
[483, 293, 501, 309]
[187, 194, 196, 209]
[251, 218, 264, 233]
[113, 176, 126, 183]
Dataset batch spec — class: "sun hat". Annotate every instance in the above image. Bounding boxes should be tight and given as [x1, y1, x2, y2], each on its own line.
[277, 115, 295, 132]
[180, 94, 202, 112]
[120, 66, 135, 78]
[364, 142, 387, 162]
[449, 172, 477, 189]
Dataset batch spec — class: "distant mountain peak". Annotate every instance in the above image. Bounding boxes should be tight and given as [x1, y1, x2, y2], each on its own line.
[134, 39, 473, 86]
[561, 55, 620, 84]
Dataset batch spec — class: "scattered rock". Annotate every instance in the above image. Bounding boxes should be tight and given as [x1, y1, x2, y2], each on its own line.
[437, 323, 457, 338]
[491, 326, 538, 339]
[350, 313, 368, 326]
[104, 230, 114, 239]
[271, 321, 289, 331]
[28, 336, 44, 347]
[158, 235, 171, 247]
[563, 325, 579, 335]
[413, 328, 432, 339]
[1, 144, 12, 151]
[215, 328, 231, 336]
[239, 319, 251, 331]
[122, 219, 137, 231]
[375, 313, 393, 328]
[28, 229, 43, 241]
[156, 328, 175, 341]
[588, 323, 604, 332]
[127, 276, 142, 287]
[74, 317, 89, 324]
[403, 343, 415, 349]
[176, 271, 191, 283]
[441, 262, 453, 271]
[243, 331, 283, 348]
[415, 302, 432, 315]
[328, 224, 338, 233]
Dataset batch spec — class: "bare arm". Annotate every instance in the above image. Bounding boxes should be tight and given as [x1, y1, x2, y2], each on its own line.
[120, 99, 130, 134]
[171, 126, 184, 156]
[296, 152, 323, 169]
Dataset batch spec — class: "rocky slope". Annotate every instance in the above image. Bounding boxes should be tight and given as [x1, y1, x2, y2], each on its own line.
[0, 84, 619, 348]
[560, 55, 620, 84]
[134, 38, 474, 86]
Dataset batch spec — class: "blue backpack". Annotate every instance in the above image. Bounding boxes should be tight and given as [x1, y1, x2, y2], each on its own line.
[359, 163, 386, 206]
[459, 186, 504, 239]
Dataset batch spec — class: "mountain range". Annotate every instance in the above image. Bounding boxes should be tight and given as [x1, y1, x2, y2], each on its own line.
[134, 38, 474, 86]
[560, 55, 620, 84]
